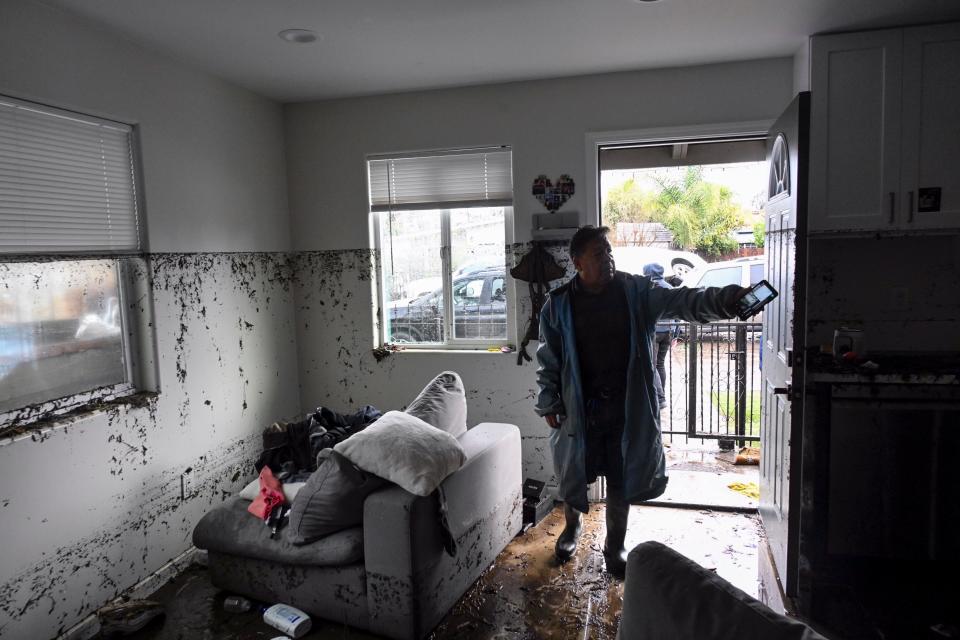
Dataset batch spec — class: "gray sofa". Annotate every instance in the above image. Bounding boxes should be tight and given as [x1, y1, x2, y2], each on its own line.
[193, 422, 522, 640]
[617, 541, 828, 640]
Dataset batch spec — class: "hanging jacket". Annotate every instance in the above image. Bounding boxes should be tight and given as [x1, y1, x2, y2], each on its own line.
[535, 271, 742, 513]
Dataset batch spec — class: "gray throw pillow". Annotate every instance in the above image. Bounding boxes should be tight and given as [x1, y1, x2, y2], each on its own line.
[405, 371, 468, 438]
[287, 449, 388, 545]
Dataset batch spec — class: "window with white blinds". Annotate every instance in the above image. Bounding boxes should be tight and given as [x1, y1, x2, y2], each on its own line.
[0, 95, 141, 254]
[368, 148, 512, 212]
[369, 147, 513, 348]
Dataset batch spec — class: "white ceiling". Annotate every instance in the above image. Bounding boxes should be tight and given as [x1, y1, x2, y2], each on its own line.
[40, 0, 960, 102]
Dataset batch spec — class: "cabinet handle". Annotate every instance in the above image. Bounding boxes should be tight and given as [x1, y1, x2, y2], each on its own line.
[888, 192, 895, 224]
[908, 190, 914, 223]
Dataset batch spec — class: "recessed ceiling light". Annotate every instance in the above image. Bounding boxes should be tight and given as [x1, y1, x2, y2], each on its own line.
[278, 29, 318, 44]
[633, 0, 662, 3]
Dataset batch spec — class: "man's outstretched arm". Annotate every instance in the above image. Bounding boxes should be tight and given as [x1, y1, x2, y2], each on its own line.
[649, 284, 746, 324]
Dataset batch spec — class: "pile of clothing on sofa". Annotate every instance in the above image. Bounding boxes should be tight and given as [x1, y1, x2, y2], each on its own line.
[238, 372, 469, 551]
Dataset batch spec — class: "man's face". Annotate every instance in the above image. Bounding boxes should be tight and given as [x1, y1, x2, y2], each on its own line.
[574, 237, 615, 287]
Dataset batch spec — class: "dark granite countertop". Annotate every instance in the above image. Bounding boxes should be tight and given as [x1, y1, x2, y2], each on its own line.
[805, 352, 960, 384]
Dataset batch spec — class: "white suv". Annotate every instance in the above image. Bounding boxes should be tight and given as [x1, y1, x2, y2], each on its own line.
[682, 256, 765, 289]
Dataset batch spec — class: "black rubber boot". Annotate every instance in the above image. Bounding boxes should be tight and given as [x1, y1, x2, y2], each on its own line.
[603, 489, 630, 578]
[554, 503, 582, 562]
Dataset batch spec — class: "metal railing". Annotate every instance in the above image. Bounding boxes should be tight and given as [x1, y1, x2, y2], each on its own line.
[658, 322, 763, 445]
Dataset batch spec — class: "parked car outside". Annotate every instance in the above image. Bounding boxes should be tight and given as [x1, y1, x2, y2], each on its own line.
[388, 268, 507, 343]
[610, 246, 706, 282]
[681, 256, 766, 289]
[387, 276, 442, 311]
[680, 256, 767, 336]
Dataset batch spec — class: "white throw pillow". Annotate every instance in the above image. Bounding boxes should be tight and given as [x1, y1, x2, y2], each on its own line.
[238, 479, 305, 503]
[334, 410, 466, 496]
[405, 371, 468, 438]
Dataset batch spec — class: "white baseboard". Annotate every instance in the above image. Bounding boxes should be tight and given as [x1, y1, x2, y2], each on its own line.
[58, 546, 200, 640]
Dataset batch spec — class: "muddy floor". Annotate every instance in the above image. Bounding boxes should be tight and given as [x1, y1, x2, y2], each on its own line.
[107, 503, 761, 639]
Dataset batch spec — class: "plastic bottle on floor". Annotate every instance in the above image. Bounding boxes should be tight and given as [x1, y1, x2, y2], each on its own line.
[223, 595, 252, 613]
[262, 603, 312, 638]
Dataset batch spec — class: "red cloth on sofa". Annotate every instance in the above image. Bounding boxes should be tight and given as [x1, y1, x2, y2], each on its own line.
[247, 466, 285, 520]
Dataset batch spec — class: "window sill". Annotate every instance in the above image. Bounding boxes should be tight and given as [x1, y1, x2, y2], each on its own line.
[0, 391, 159, 445]
[373, 344, 516, 360]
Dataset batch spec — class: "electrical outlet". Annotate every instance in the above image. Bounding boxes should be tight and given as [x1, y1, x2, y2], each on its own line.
[180, 468, 194, 501]
[891, 286, 909, 310]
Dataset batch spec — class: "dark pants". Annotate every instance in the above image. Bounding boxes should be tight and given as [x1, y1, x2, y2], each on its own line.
[584, 389, 626, 491]
[654, 331, 672, 409]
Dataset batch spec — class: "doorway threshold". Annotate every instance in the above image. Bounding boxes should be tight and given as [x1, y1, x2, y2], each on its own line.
[661, 441, 760, 512]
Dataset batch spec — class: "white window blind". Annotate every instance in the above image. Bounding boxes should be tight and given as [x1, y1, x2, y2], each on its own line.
[0, 96, 140, 254]
[368, 147, 512, 212]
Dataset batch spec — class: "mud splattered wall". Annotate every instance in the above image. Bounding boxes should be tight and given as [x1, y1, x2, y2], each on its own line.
[284, 59, 794, 488]
[0, 2, 297, 638]
[293, 248, 572, 484]
[806, 235, 960, 352]
[0, 255, 299, 639]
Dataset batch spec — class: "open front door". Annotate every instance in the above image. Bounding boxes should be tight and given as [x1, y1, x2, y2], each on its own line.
[760, 93, 808, 602]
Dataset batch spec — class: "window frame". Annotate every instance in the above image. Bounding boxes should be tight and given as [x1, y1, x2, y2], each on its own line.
[0, 95, 155, 431]
[372, 205, 516, 350]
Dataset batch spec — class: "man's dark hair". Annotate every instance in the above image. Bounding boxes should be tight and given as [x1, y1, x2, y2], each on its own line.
[569, 225, 610, 259]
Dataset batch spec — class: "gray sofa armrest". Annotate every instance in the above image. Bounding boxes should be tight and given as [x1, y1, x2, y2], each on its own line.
[363, 422, 522, 640]
[618, 541, 828, 640]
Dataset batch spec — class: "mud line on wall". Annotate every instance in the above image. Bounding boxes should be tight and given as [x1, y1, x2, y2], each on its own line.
[292, 245, 565, 488]
[1, 251, 301, 637]
[0, 433, 258, 635]
[291, 250, 378, 394]
[151, 252, 296, 425]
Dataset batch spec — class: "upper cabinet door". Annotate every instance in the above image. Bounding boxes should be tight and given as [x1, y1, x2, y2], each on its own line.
[809, 30, 903, 232]
[901, 23, 960, 230]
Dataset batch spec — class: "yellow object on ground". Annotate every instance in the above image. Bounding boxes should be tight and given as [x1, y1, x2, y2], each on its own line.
[727, 481, 760, 500]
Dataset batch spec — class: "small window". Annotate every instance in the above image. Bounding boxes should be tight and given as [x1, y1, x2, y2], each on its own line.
[370, 148, 513, 347]
[0, 95, 151, 425]
[697, 266, 742, 288]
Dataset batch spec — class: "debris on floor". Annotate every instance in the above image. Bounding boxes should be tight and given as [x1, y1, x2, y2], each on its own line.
[97, 600, 165, 637]
[114, 502, 762, 638]
[734, 447, 761, 465]
[727, 481, 760, 500]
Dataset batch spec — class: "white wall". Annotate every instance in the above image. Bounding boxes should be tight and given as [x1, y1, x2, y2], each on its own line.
[285, 58, 793, 250]
[793, 40, 811, 94]
[0, 2, 299, 638]
[0, 0, 291, 253]
[284, 58, 795, 492]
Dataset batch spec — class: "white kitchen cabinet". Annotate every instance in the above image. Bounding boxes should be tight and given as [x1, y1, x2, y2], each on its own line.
[901, 23, 960, 229]
[809, 23, 960, 233]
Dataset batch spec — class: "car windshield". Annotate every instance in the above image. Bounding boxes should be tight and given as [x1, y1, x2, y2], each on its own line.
[696, 266, 742, 288]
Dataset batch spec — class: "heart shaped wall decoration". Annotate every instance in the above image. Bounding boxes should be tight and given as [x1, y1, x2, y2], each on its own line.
[532, 174, 575, 212]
